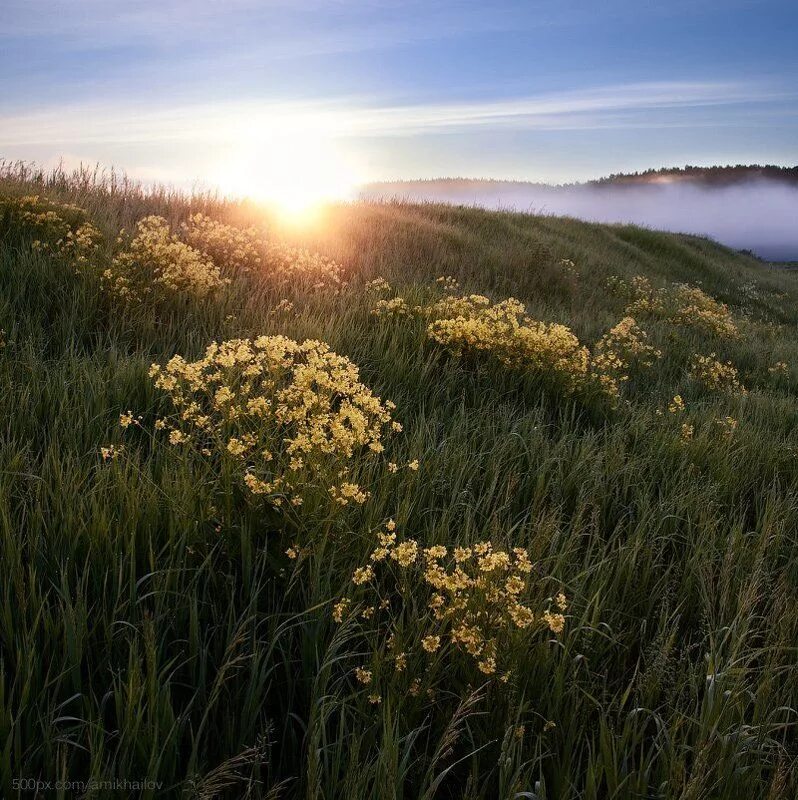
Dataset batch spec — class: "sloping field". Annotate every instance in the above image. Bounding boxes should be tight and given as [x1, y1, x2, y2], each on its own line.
[1, 168, 797, 798]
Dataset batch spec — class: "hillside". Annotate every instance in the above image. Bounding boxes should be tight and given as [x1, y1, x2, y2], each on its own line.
[1, 166, 798, 799]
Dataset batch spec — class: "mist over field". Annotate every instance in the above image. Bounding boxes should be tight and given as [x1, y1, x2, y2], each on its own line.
[361, 178, 798, 261]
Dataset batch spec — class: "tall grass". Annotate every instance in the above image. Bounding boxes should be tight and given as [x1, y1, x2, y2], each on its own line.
[0, 162, 796, 799]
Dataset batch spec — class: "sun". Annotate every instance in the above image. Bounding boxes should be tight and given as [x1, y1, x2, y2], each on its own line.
[212, 124, 359, 221]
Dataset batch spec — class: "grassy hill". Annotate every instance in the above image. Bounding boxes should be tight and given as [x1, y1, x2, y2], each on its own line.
[1, 166, 797, 799]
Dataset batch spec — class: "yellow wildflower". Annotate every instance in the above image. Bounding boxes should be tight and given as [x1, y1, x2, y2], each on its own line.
[332, 598, 351, 623]
[354, 667, 372, 685]
[668, 395, 685, 414]
[352, 565, 375, 585]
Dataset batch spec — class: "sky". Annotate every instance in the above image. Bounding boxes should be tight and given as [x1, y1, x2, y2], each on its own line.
[1, 0, 797, 195]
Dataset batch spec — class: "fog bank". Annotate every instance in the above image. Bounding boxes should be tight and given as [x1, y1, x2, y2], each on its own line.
[360, 179, 798, 262]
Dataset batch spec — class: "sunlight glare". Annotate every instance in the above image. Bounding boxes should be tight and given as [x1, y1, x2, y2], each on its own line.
[213, 121, 359, 221]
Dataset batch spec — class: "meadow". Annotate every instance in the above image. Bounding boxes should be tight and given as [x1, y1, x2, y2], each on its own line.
[1, 163, 797, 799]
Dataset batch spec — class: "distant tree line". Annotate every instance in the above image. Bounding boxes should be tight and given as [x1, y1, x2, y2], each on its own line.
[591, 164, 798, 186]
[363, 164, 798, 192]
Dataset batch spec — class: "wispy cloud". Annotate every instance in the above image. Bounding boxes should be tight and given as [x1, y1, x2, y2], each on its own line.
[342, 82, 781, 134]
[0, 0, 543, 56]
[1, 81, 785, 148]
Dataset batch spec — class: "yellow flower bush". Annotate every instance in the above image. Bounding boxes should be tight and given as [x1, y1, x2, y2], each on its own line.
[12, 199, 343, 303]
[2, 194, 93, 252]
[16, 200, 70, 238]
[370, 289, 662, 400]
[261, 242, 345, 292]
[107, 216, 228, 302]
[1, 195, 106, 278]
[591, 316, 661, 397]
[669, 284, 739, 339]
[338, 523, 566, 683]
[689, 352, 746, 394]
[3, 194, 77, 226]
[606, 275, 665, 316]
[426, 293, 492, 320]
[371, 297, 414, 317]
[593, 317, 660, 369]
[426, 295, 591, 392]
[55, 222, 103, 267]
[181, 213, 345, 291]
[146, 335, 399, 509]
[365, 277, 392, 294]
[181, 213, 263, 273]
[609, 275, 739, 339]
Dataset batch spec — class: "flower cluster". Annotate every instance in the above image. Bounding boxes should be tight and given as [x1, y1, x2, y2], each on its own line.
[100, 444, 124, 461]
[669, 284, 739, 339]
[19, 208, 70, 240]
[609, 275, 738, 339]
[371, 289, 664, 400]
[371, 297, 414, 317]
[54, 222, 103, 267]
[145, 335, 399, 509]
[262, 242, 345, 292]
[668, 395, 685, 414]
[181, 213, 263, 273]
[2, 195, 106, 277]
[604, 276, 656, 314]
[426, 293, 492, 320]
[3, 194, 74, 225]
[365, 277, 392, 294]
[2, 194, 91, 251]
[593, 317, 660, 370]
[591, 316, 661, 398]
[425, 295, 591, 393]
[689, 353, 746, 394]
[181, 213, 345, 291]
[107, 216, 228, 302]
[338, 523, 566, 685]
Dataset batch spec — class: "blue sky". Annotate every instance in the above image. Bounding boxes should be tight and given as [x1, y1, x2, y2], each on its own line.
[2, 0, 797, 192]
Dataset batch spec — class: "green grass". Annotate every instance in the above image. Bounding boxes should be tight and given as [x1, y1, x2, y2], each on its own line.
[1, 164, 797, 799]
